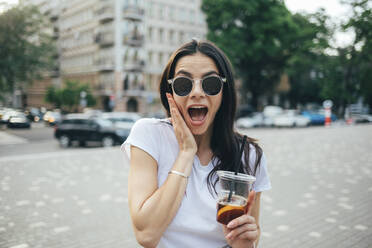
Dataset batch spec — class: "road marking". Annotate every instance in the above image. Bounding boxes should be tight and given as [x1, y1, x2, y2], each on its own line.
[277, 225, 290, 231]
[338, 225, 349, 230]
[308, 232, 322, 238]
[16, 200, 30, 206]
[53, 226, 70, 234]
[82, 209, 92, 215]
[354, 225, 368, 231]
[325, 218, 337, 223]
[99, 194, 112, 202]
[29, 222, 46, 228]
[0, 147, 117, 162]
[9, 244, 29, 248]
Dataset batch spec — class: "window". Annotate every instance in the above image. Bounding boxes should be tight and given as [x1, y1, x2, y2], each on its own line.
[148, 51, 153, 64]
[148, 27, 153, 41]
[169, 30, 174, 44]
[159, 28, 163, 42]
[158, 52, 163, 65]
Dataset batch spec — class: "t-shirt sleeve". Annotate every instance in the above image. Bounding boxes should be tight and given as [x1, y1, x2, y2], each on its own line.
[120, 118, 160, 164]
[247, 145, 271, 192]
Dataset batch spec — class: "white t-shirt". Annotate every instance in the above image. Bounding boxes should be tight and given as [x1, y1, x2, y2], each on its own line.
[122, 118, 271, 248]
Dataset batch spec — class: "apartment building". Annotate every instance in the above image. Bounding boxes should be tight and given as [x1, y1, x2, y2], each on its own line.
[26, 0, 207, 113]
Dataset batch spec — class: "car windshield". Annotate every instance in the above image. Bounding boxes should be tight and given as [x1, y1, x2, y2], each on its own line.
[108, 117, 135, 123]
[96, 119, 113, 127]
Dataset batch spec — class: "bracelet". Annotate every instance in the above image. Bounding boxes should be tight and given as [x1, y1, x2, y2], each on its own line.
[168, 170, 188, 178]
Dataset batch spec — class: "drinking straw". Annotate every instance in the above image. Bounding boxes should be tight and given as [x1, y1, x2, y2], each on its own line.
[227, 135, 247, 202]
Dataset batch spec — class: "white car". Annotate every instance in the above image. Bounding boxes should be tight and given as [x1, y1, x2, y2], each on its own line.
[101, 112, 141, 129]
[273, 110, 310, 127]
[263, 106, 283, 127]
[236, 113, 264, 128]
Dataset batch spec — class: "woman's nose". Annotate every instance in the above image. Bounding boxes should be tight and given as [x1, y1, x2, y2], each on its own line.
[189, 79, 205, 97]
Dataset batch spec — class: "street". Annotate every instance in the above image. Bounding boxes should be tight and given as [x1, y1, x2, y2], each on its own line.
[1, 124, 372, 248]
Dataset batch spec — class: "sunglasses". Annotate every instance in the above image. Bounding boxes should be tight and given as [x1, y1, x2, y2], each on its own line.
[168, 75, 226, 97]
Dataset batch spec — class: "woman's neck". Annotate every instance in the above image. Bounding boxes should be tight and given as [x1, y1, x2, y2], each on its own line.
[194, 125, 213, 165]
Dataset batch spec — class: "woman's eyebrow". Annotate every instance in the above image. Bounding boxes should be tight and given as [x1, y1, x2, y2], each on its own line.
[175, 70, 192, 77]
[202, 71, 219, 77]
[175, 70, 219, 78]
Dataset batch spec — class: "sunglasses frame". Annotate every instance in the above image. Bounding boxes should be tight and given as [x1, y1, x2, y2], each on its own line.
[167, 75, 227, 97]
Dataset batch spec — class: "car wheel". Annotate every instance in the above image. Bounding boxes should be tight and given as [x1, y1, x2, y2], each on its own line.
[102, 136, 114, 147]
[59, 135, 71, 148]
[79, 141, 86, 147]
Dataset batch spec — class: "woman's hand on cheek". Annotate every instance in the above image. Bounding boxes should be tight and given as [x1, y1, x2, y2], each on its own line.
[166, 93, 197, 155]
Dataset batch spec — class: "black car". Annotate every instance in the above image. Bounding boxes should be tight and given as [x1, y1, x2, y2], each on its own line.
[54, 115, 130, 147]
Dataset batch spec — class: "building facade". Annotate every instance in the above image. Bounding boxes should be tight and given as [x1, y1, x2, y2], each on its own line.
[26, 0, 207, 113]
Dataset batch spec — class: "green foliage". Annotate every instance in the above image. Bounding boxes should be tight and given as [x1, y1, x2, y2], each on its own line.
[202, 0, 298, 108]
[286, 10, 333, 107]
[44, 81, 96, 112]
[0, 3, 56, 99]
[342, 0, 372, 108]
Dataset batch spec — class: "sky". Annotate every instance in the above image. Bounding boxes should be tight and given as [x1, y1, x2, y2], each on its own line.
[1, 0, 353, 47]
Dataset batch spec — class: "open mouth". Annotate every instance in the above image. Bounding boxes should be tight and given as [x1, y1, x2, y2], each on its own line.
[188, 106, 208, 122]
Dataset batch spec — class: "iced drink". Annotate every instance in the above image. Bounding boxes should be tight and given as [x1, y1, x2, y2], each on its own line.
[216, 171, 255, 225]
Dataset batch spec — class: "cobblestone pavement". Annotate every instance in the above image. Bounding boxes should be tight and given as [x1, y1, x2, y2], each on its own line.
[0, 124, 371, 248]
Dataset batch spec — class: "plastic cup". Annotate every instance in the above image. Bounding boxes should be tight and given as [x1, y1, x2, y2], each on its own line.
[216, 170, 256, 225]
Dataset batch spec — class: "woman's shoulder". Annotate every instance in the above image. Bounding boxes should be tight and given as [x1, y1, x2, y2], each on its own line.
[133, 117, 172, 129]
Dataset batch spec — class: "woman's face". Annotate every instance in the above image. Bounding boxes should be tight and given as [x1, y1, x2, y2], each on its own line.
[172, 52, 223, 135]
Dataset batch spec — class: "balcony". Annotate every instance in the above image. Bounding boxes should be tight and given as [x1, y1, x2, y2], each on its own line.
[50, 8, 59, 21]
[95, 32, 114, 47]
[123, 5, 144, 21]
[94, 59, 114, 72]
[52, 27, 59, 39]
[96, 6, 114, 23]
[123, 60, 145, 72]
[123, 33, 144, 47]
[50, 64, 60, 78]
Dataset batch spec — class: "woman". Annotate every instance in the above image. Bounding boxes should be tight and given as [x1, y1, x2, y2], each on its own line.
[122, 39, 271, 248]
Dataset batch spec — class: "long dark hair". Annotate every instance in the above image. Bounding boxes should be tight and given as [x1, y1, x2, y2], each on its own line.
[159, 39, 263, 195]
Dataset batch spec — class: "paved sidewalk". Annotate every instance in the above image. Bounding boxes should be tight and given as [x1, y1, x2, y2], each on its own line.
[0, 131, 28, 145]
[0, 124, 371, 248]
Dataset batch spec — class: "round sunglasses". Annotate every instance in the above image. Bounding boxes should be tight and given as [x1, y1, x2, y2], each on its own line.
[168, 75, 226, 97]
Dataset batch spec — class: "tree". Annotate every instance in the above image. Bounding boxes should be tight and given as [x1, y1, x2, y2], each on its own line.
[0, 3, 55, 102]
[201, 0, 299, 108]
[286, 10, 333, 108]
[342, 0, 372, 109]
[44, 81, 96, 112]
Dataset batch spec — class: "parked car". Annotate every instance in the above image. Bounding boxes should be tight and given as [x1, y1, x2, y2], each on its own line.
[236, 112, 264, 129]
[301, 110, 337, 125]
[25, 107, 44, 122]
[43, 111, 62, 126]
[101, 112, 141, 129]
[7, 112, 31, 128]
[0, 109, 19, 124]
[273, 110, 310, 127]
[54, 114, 131, 148]
[352, 114, 372, 123]
[263, 106, 283, 127]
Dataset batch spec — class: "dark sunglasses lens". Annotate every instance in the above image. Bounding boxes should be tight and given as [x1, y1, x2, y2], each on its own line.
[173, 77, 193, 96]
[202, 77, 222, 95]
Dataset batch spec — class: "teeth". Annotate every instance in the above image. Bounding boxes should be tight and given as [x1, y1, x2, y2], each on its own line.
[190, 106, 206, 109]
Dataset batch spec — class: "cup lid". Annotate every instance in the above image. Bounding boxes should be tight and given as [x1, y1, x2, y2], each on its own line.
[217, 170, 256, 183]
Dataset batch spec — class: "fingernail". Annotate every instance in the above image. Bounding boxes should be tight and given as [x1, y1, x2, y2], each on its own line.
[227, 222, 234, 228]
[226, 233, 232, 239]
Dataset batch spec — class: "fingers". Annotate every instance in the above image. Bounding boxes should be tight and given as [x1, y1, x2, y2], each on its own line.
[245, 190, 256, 215]
[225, 214, 258, 242]
[225, 223, 258, 241]
[227, 213, 256, 229]
[166, 93, 182, 126]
